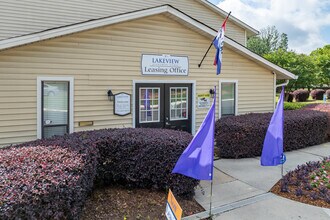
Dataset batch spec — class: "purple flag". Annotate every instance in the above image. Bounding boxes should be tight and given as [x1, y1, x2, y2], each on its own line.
[261, 86, 285, 166]
[172, 92, 215, 180]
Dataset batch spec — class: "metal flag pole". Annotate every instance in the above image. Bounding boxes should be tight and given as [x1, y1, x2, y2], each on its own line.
[275, 83, 288, 179]
[209, 85, 217, 219]
[198, 11, 231, 68]
[209, 180, 214, 218]
[198, 43, 214, 68]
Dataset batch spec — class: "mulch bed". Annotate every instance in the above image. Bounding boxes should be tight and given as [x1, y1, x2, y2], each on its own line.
[271, 154, 330, 209]
[271, 104, 330, 208]
[80, 186, 205, 220]
[271, 181, 330, 209]
[303, 103, 330, 111]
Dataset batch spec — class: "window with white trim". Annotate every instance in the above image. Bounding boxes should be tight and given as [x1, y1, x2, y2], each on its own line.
[220, 81, 237, 116]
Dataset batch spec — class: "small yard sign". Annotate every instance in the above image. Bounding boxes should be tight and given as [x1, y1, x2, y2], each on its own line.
[197, 93, 211, 109]
[165, 189, 182, 220]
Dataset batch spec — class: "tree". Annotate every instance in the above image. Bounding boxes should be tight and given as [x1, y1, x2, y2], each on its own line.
[264, 49, 318, 91]
[278, 33, 288, 51]
[248, 25, 325, 90]
[261, 26, 280, 52]
[247, 36, 270, 56]
[310, 45, 330, 87]
[247, 26, 288, 56]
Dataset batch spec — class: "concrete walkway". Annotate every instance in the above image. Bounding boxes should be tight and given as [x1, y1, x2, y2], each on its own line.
[187, 142, 330, 220]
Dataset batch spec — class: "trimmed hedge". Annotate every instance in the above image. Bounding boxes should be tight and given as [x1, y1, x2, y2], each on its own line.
[326, 89, 330, 99]
[0, 128, 197, 219]
[311, 89, 325, 100]
[285, 92, 294, 102]
[215, 110, 328, 158]
[284, 102, 311, 110]
[94, 128, 197, 196]
[1, 132, 100, 220]
[0, 146, 88, 219]
[293, 89, 310, 102]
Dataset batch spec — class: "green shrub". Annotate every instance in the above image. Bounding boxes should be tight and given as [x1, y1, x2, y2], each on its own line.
[311, 89, 325, 100]
[285, 92, 294, 102]
[1, 128, 197, 219]
[284, 102, 311, 110]
[293, 89, 310, 102]
[215, 110, 328, 158]
[326, 89, 330, 99]
[94, 128, 198, 197]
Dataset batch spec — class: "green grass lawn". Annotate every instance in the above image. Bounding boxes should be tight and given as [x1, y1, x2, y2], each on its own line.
[275, 94, 330, 110]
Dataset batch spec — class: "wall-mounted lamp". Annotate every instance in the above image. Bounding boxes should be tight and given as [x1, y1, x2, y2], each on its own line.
[209, 88, 215, 98]
[107, 90, 114, 101]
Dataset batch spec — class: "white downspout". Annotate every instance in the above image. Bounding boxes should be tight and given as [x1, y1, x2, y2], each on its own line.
[273, 71, 289, 109]
[276, 80, 289, 88]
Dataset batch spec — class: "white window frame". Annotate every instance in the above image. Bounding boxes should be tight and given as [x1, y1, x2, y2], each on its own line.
[169, 87, 189, 121]
[132, 80, 196, 134]
[138, 87, 161, 124]
[37, 76, 74, 139]
[219, 79, 238, 118]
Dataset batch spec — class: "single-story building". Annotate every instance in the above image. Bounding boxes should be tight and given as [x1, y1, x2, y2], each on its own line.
[0, 0, 297, 146]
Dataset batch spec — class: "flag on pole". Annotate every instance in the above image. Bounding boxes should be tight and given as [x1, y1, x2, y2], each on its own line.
[172, 89, 216, 180]
[213, 15, 229, 75]
[261, 86, 286, 166]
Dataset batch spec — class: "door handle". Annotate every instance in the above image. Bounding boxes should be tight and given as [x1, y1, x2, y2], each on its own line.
[44, 120, 52, 125]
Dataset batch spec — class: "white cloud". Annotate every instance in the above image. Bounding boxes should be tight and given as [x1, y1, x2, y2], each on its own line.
[217, 0, 330, 54]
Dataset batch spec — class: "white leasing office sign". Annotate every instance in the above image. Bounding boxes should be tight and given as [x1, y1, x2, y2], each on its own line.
[141, 54, 189, 76]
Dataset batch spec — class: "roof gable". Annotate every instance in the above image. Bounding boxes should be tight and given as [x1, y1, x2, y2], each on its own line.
[197, 0, 258, 37]
[0, 4, 296, 80]
[0, 0, 257, 43]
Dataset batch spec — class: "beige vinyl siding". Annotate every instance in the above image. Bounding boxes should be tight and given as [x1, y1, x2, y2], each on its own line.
[0, 0, 246, 45]
[0, 14, 272, 146]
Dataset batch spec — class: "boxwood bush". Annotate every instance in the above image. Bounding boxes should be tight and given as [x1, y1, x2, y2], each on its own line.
[293, 89, 310, 102]
[215, 110, 328, 159]
[0, 128, 196, 219]
[311, 89, 325, 100]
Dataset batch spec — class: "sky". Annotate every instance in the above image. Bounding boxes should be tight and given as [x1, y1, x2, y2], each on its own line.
[209, 0, 330, 54]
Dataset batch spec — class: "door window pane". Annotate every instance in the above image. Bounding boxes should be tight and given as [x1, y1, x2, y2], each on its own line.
[139, 88, 160, 123]
[43, 81, 69, 138]
[221, 82, 236, 116]
[170, 87, 188, 120]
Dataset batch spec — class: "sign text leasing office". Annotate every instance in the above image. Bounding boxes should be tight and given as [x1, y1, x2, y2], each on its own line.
[141, 54, 189, 76]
